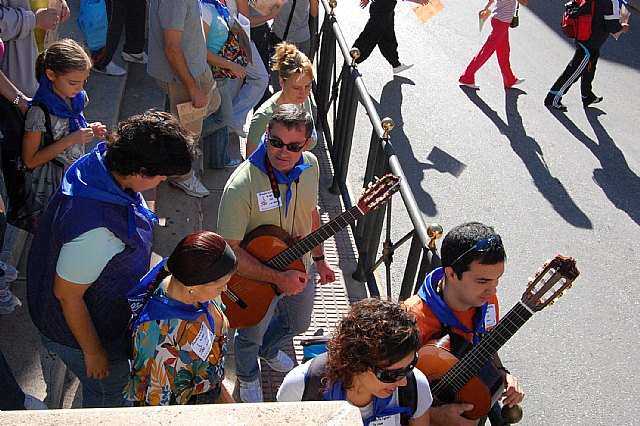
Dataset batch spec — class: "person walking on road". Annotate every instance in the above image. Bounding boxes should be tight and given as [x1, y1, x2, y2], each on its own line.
[544, 0, 628, 111]
[352, 0, 413, 74]
[459, 0, 528, 90]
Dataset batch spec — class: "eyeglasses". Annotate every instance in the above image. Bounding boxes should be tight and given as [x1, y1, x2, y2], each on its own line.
[371, 352, 418, 383]
[450, 234, 502, 267]
[267, 135, 307, 152]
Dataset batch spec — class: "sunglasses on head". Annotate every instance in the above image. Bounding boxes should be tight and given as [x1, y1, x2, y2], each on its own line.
[267, 135, 307, 152]
[450, 234, 502, 267]
[371, 352, 418, 383]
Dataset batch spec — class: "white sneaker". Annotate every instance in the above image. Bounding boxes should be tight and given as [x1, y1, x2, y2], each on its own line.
[0, 287, 22, 315]
[170, 174, 210, 198]
[23, 394, 48, 410]
[225, 158, 243, 168]
[260, 350, 294, 372]
[506, 78, 525, 89]
[93, 61, 127, 76]
[0, 262, 18, 282]
[121, 51, 148, 64]
[459, 82, 480, 90]
[239, 378, 263, 403]
[393, 64, 413, 74]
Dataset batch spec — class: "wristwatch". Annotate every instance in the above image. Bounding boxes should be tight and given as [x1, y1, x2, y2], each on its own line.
[13, 92, 23, 106]
[312, 255, 325, 262]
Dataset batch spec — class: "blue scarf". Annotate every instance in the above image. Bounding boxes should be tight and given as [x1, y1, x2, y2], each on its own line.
[31, 75, 87, 132]
[248, 134, 312, 216]
[418, 267, 489, 345]
[200, 0, 230, 23]
[323, 380, 410, 426]
[128, 258, 219, 331]
[60, 143, 158, 237]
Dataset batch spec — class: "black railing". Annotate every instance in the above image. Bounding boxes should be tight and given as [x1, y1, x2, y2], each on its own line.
[311, 0, 442, 300]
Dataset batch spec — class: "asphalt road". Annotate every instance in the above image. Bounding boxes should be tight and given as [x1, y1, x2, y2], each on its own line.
[331, 0, 639, 424]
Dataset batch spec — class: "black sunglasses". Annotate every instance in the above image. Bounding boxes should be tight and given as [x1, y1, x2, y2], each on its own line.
[267, 135, 306, 152]
[371, 352, 418, 383]
[450, 234, 502, 267]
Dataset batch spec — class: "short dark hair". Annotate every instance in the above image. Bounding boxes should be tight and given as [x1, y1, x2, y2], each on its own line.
[441, 222, 506, 278]
[104, 110, 195, 177]
[325, 298, 420, 389]
[267, 104, 314, 140]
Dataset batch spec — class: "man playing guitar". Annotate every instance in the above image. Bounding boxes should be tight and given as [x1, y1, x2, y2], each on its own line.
[217, 104, 335, 403]
[402, 222, 525, 425]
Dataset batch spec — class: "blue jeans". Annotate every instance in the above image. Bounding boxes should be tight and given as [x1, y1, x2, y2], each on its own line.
[229, 41, 269, 130]
[203, 78, 233, 169]
[41, 334, 131, 408]
[234, 265, 316, 382]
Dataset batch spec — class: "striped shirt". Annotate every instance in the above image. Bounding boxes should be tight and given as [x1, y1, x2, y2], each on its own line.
[492, 0, 518, 23]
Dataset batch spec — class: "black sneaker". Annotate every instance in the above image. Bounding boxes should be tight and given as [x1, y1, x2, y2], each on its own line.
[544, 100, 568, 112]
[583, 94, 603, 107]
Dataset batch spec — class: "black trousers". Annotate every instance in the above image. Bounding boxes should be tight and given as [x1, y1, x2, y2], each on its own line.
[0, 350, 25, 410]
[353, 0, 401, 67]
[93, 0, 147, 68]
[546, 41, 603, 105]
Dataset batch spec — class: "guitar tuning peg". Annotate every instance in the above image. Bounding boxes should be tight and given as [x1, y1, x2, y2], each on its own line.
[548, 300, 555, 306]
[527, 278, 534, 286]
[566, 283, 573, 289]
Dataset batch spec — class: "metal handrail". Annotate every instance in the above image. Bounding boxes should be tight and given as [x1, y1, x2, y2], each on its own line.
[312, 0, 442, 299]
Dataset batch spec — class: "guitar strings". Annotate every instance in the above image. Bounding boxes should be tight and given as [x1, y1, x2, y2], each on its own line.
[431, 303, 532, 396]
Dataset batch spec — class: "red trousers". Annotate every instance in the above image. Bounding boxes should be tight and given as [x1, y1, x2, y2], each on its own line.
[460, 18, 517, 87]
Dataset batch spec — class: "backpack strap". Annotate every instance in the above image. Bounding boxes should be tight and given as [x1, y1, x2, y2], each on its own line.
[28, 101, 55, 148]
[302, 351, 329, 401]
[398, 370, 418, 426]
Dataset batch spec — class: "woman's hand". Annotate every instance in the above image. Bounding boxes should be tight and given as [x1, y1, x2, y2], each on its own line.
[228, 62, 248, 79]
[360, 0, 370, 8]
[479, 8, 491, 18]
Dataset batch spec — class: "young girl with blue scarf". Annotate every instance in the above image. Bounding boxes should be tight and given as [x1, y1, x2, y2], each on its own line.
[22, 38, 106, 180]
[277, 298, 432, 425]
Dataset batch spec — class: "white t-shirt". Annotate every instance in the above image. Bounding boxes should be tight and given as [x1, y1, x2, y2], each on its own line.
[277, 361, 433, 425]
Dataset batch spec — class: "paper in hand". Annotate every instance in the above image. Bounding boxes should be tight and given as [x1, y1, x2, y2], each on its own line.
[413, 0, 445, 24]
[479, 14, 488, 33]
[176, 85, 219, 124]
[233, 14, 253, 64]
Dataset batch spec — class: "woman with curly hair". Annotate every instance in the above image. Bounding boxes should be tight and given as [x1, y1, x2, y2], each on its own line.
[124, 231, 238, 405]
[245, 42, 317, 156]
[277, 298, 432, 425]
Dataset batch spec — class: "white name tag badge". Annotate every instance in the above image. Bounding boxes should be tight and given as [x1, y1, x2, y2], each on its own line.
[257, 190, 281, 212]
[485, 303, 497, 328]
[191, 324, 215, 361]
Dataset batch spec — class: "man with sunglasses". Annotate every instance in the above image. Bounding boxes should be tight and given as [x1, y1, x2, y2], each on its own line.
[217, 104, 335, 403]
[402, 222, 524, 426]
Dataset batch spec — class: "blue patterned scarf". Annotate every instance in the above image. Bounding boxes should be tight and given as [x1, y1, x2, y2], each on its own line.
[200, 0, 230, 23]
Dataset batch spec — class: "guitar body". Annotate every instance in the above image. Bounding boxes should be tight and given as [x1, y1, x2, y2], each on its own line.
[416, 334, 504, 420]
[222, 225, 306, 329]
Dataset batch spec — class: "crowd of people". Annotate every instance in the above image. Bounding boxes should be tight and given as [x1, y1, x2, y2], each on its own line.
[0, 0, 631, 424]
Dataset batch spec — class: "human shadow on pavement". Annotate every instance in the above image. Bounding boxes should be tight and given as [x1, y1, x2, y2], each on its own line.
[370, 76, 442, 218]
[550, 107, 640, 226]
[461, 87, 593, 229]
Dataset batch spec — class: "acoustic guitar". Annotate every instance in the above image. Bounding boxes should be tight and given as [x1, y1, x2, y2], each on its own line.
[416, 255, 580, 420]
[222, 174, 401, 329]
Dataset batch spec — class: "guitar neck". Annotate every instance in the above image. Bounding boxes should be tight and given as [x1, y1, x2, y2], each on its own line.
[438, 301, 534, 396]
[264, 205, 365, 270]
